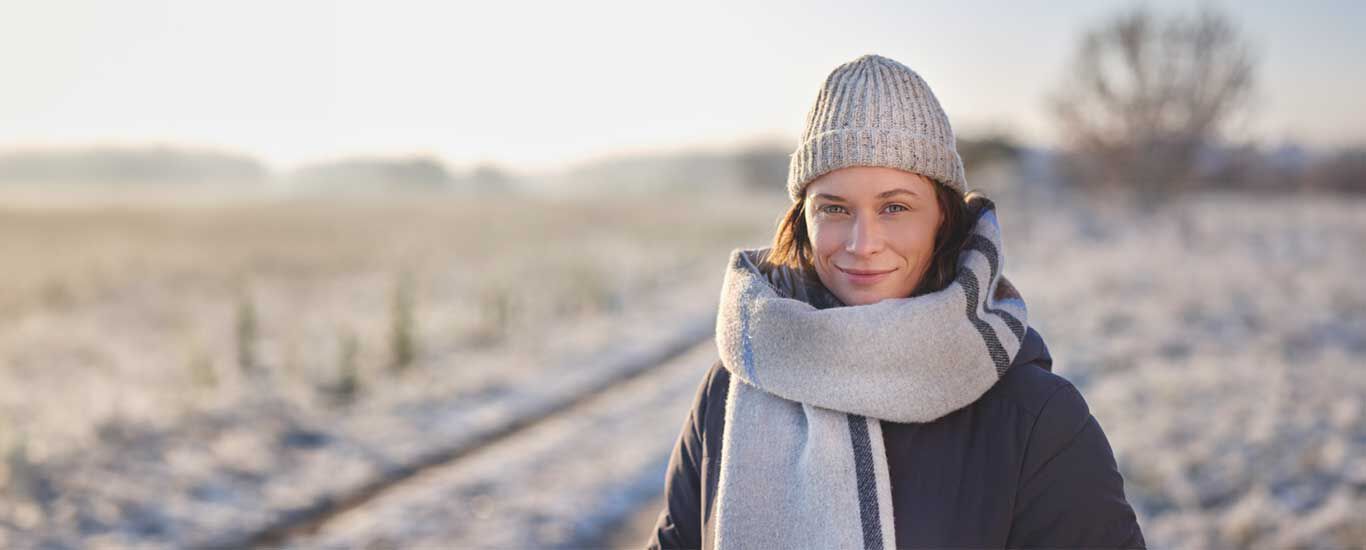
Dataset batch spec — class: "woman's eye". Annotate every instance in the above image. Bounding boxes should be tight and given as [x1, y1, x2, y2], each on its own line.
[821, 205, 847, 215]
[885, 204, 909, 213]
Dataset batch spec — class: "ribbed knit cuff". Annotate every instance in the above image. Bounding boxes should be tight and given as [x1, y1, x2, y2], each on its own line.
[786, 127, 967, 202]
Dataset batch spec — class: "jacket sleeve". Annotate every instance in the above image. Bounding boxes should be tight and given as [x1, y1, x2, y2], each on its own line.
[1006, 382, 1146, 549]
[644, 367, 711, 550]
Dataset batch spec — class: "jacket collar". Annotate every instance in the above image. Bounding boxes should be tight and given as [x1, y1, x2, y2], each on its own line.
[1014, 326, 1052, 372]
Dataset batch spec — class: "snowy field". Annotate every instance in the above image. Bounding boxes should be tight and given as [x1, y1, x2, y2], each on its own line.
[0, 190, 785, 547]
[0, 190, 785, 458]
[1004, 190, 1366, 549]
[2, 180, 1363, 549]
[290, 339, 716, 549]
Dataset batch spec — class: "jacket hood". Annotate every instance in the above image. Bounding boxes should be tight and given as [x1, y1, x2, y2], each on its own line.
[1014, 326, 1052, 372]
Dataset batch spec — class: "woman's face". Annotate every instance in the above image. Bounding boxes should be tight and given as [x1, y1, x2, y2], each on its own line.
[804, 166, 943, 306]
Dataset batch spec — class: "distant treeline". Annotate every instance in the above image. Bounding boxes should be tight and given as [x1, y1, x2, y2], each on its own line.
[1197, 144, 1366, 194]
[0, 146, 269, 185]
[288, 156, 511, 194]
[1052, 142, 1366, 196]
[0, 140, 1017, 195]
[0, 146, 511, 194]
[0, 140, 1360, 196]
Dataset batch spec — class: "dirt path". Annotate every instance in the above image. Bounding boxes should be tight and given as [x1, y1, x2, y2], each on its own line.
[284, 341, 713, 548]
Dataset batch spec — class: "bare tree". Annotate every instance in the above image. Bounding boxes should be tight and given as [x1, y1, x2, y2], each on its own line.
[1049, 6, 1257, 202]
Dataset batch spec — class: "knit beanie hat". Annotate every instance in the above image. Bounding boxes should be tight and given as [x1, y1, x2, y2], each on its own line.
[787, 53, 968, 202]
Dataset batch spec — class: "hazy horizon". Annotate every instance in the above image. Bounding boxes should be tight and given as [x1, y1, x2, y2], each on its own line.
[3, 0, 1363, 176]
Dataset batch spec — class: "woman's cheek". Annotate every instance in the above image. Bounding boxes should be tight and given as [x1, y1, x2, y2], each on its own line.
[809, 223, 835, 255]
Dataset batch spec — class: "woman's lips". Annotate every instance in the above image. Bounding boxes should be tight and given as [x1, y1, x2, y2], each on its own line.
[837, 266, 894, 285]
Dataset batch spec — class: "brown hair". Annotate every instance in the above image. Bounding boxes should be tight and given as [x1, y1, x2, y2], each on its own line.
[763, 178, 973, 299]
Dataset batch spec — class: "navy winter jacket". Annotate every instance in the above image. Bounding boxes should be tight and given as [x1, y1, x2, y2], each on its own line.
[646, 326, 1144, 549]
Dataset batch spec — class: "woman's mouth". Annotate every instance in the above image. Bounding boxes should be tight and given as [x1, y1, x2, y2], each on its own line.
[837, 266, 894, 285]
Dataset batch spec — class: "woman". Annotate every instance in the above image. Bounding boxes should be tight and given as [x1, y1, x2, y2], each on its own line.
[646, 54, 1144, 549]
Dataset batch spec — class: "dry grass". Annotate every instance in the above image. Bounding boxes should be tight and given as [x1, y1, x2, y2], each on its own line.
[0, 189, 789, 460]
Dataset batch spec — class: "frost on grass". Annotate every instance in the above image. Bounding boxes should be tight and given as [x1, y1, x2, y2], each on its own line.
[0, 192, 782, 547]
[2, 188, 1364, 548]
[1007, 191, 1366, 549]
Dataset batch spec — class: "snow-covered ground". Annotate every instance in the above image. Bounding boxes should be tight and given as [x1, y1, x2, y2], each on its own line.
[0, 192, 785, 462]
[0, 191, 784, 548]
[1002, 189, 1366, 549]
[2, 280, 717, 548]
[291, 340, 715, 549]
[2, 183, 1363, 549]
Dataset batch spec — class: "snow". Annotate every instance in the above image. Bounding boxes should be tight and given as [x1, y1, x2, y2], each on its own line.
[3, 186, 1364, 549]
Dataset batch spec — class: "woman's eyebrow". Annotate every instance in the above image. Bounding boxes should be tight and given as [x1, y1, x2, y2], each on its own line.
[812, 188, 919, 202]
[877, 188, 920, 199]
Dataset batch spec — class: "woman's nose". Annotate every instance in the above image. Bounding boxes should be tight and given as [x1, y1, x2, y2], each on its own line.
[844, 217, 883, 256]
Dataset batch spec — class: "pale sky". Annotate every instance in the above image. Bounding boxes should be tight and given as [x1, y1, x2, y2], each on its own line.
[1, 0, 1362, 175]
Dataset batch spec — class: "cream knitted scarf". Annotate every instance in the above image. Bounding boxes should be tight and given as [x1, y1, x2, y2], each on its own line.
[712, 195, 1029, 549]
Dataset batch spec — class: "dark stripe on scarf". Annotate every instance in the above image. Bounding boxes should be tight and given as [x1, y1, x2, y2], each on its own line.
[962, 233, 1027, 342]
[847, 414, 884, 550]
[958, 266, 1011, 376]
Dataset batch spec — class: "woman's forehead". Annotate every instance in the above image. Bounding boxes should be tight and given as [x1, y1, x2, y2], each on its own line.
[807, 167, 935, 199]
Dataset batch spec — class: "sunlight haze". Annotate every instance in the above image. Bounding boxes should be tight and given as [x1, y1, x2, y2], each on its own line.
[2, 0, 1362, 175]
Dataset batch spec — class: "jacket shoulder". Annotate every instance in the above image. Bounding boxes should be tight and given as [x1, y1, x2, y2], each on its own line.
[995, 367, 1146, 548]
[648, 360, 730, 549]
[703, 359, 731, 400]
[987, 326, 1079, 421]
[992, 362, 1085, 419]
[990, 363, 1093, 461]
[988, 363, 1092, 472]
[697, 359, 732, 427]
